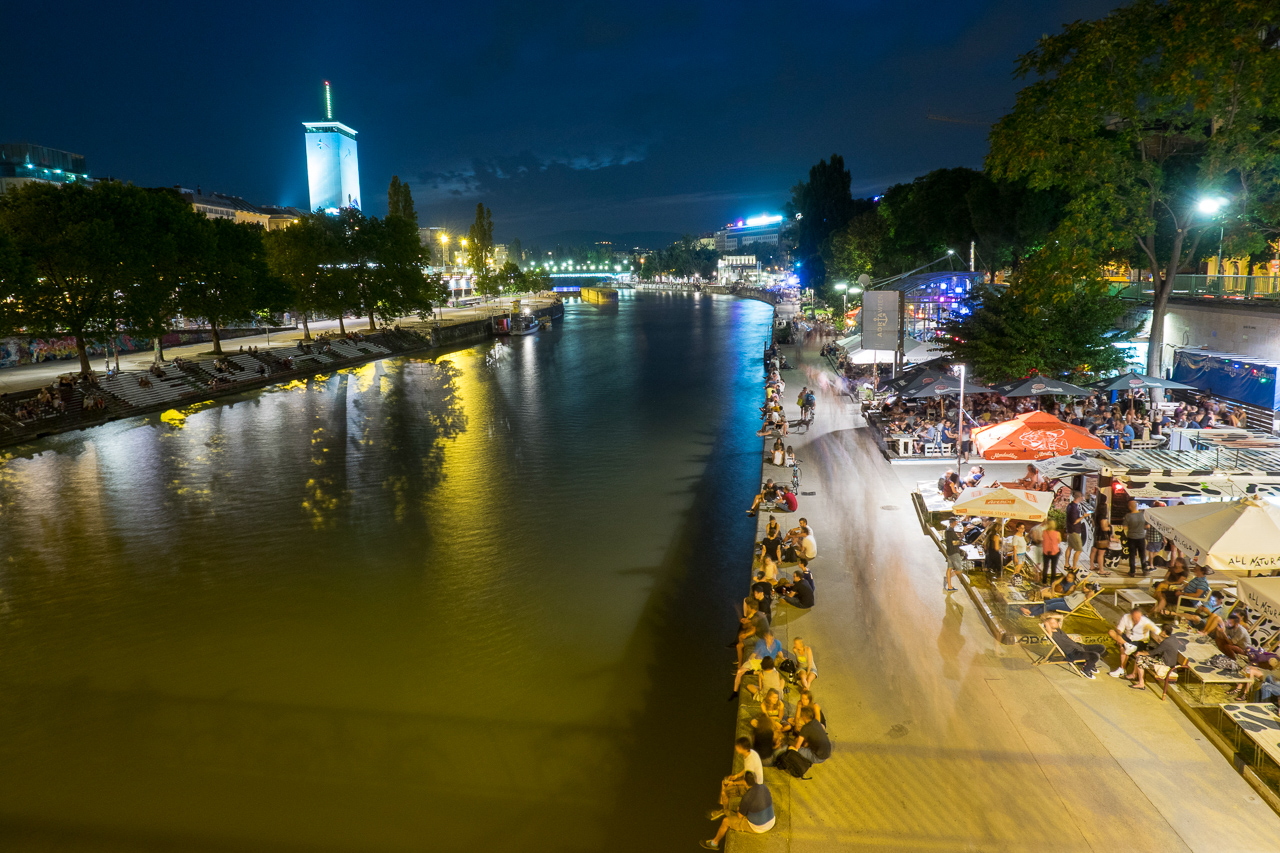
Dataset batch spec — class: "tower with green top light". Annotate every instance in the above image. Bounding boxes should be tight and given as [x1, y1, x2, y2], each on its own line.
[303, 80, 361, 213]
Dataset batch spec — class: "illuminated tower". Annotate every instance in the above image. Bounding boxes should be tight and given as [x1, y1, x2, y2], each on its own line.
[303, 81, 361, 213]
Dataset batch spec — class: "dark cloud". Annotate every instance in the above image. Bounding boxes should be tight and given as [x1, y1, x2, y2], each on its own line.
[2, 0, 1121, 241]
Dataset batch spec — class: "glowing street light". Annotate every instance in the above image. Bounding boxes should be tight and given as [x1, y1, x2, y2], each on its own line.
[1198, 196, 1231, 279]
[1197, 196, 1229, 215]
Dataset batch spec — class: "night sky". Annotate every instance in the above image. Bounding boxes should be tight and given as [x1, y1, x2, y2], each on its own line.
[6, 0, 1118, 243]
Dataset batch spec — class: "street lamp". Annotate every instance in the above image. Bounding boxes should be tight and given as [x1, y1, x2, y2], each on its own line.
[834, 281, 848, 328]
[1198, 196, 1230, 283]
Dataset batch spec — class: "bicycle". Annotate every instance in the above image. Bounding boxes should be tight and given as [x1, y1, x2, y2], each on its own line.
[791, 459, 802, 492]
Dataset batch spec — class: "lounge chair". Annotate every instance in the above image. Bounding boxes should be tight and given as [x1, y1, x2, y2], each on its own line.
[1032, 622, 1087, 678]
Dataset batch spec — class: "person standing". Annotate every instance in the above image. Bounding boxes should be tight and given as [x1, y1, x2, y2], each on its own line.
[1123, 500, 1149, 577]
[1040, 521, 1062, 584]
[1065, 490, 1087, 571]
[943, 518, 964, 592]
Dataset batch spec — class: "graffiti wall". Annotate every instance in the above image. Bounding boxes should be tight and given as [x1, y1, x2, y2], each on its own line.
[0, 334, 146, 369]
[0, 327, 293, 370]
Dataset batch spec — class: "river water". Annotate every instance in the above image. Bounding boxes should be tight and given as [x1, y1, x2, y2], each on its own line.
[0, 293, 774, 852]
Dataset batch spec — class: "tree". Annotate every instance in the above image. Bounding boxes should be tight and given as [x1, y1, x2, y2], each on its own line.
[988, 0, 1280, 377]
[265, 214, 341, 340]
[508, 237, 523, 266]
[785, 155, 864, 296]
[121, 188, 207, 363]
[387, 176, 417, 225]
[936, 283, 1132, 384]
[181, 218, 285, 355]
[467, 203, 494, 272]
[0, 181, 153, 374]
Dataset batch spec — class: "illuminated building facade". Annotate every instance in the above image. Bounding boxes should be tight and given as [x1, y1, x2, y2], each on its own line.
[303, 81, 361, 213]
[714, 214, 784, 252]
[0, 143, 91, 195]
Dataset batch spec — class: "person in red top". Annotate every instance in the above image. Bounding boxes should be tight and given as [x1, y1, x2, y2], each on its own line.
[779, 486, 798, 513]
[1040, 520, 1062, 584]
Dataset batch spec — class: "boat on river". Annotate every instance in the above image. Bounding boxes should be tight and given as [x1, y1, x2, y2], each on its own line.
[505, 313, 541, 336]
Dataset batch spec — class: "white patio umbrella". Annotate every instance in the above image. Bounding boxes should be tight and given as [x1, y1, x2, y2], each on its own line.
[1143, 499, 1280, 574]
[951, 486, 1054, 522]
[1238, 577, 1280, 624]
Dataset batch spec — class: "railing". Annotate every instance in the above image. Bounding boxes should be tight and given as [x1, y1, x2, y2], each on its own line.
[1113, 274, 1280, 302]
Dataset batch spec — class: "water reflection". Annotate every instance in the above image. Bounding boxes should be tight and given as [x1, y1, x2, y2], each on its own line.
[0, 295, 773, 852]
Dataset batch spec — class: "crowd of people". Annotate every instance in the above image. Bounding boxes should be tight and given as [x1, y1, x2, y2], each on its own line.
[874, 382, 1250, 460]
[703, 336, 830, 850]
[944, 474, 1280, 700]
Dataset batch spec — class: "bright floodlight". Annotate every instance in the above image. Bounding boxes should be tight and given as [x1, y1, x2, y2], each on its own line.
[947, 249, 955, 254]
[1198, 197, 1228, 214]
[834, 282, 848, 291]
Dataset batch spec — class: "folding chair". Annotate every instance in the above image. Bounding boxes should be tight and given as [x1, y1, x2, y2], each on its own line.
[1032, 622, 1087, 677]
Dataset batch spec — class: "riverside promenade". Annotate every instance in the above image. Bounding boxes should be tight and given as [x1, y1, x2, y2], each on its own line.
[729, 332, 1280, 852]
[0, 298, 549, 395]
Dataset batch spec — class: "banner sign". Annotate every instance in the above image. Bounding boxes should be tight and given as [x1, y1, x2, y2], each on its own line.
[862, 291, 900, 351]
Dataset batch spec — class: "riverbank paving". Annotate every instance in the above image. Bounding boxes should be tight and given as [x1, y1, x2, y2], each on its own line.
[729, 336, 1280, 852]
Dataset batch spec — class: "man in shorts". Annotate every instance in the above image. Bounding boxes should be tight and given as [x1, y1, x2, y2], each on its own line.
[1065, 490, 1087, 571]
[1108, 605, 1159, 677]
[701, 770, 774, 849]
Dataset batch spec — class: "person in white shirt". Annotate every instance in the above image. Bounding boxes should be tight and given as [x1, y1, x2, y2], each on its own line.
[714, 737, 764, 816]
[1010, 523, 1030, 574]
[1108, 606, 1160, 677]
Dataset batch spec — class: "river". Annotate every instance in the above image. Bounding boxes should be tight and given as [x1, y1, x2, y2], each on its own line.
[0, 292, 774, 851]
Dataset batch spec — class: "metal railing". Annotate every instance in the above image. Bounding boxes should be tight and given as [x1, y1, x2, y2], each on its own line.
[1113, 274, 1280, 302]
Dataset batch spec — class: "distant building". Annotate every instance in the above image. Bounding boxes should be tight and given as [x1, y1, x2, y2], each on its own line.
[303, 81, 361, 213]
[0, 143, 91, 195]
[695, 236, 715, 250]
[714, 214, 784, 253]
[493, 244, 509, 267]
[175, 187, 303, 229]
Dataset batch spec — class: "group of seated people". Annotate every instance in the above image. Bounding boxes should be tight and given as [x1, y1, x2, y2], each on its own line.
[746, 478, 797, 517]
[764, 437, 796, 469]
[705, 515, 826, 849]
[937, 465, 986, 500]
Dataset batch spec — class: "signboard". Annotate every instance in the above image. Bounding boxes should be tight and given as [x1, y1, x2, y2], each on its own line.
[862, 290, 899, 350]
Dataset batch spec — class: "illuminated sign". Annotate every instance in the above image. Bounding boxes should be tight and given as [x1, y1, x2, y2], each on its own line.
[745, 214, 784, 227]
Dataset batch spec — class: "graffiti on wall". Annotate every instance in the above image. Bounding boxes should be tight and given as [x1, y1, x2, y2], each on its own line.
[0, 334, 146, 369]
[0, 327, 291, 370]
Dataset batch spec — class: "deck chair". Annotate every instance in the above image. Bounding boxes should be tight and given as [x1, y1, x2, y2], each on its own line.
[1032, 622, 1087, 677]
[1174, 589, 1210, 622]
[1056, 587, 1103, 621]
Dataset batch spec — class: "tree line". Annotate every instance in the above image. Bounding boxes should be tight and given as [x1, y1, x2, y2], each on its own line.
[0, 178, 445, 374]
[786, 0, 1280, 379]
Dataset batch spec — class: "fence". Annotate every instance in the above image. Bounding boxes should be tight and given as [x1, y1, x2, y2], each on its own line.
[1114, 274, 1280, 302]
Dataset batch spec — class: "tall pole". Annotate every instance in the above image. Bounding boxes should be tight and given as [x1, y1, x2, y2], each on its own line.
[1215, 225, 1225, 287]
[969, 241, 975, 273]
[957, 363, 966, 472]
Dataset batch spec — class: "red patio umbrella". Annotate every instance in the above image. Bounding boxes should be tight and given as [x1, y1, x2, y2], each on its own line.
[971, 411, 1109, 461]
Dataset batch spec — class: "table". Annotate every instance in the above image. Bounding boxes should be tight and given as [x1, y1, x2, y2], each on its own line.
[1186, 661, 1252, 703]
[961, 544, 984, 570]
[1222, 703, 1280, 767]
[1113, 586, 1157, 609]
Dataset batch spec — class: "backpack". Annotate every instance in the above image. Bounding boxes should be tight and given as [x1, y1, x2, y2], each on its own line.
[804, 392, 816, 408]
[776, 749, 812, 779]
